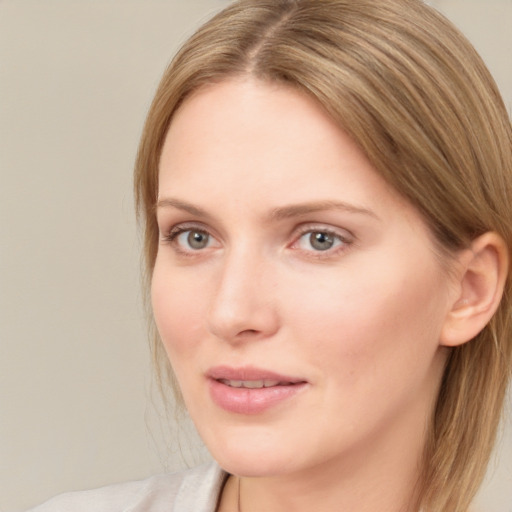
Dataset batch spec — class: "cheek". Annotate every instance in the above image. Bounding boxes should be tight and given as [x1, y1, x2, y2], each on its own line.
[151, 263, 209, 360]
[282, 255, 448, 382]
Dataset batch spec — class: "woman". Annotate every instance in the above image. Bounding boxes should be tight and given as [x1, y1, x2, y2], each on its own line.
[31, 0, 511, 511]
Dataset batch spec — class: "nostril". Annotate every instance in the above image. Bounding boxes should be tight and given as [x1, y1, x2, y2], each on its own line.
[238, 329, 259, 336]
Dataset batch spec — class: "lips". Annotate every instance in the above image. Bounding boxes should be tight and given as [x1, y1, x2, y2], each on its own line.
[218, 379, 285, 388]
[207, 366, 308, 414]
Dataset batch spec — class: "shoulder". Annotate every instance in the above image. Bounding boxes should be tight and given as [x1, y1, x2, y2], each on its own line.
[27, 462, 228, 512]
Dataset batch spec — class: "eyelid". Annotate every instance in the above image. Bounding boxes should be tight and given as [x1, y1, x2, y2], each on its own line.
[289, 223, 355, 255]
[293, 223, 354, 240]
[161, 221, 212, 239]
[160, 222, 221, 254]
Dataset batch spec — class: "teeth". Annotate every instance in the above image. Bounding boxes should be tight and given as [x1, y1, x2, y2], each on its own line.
[220, 379, 284, 389]
[263, 380, 281, 387]
[244, 380, 265, 389]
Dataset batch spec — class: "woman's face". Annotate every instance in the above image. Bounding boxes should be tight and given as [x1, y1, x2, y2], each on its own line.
[152, 79, 455, 479]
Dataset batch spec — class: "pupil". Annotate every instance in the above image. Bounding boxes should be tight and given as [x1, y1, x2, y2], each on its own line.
[188, 231, 208, 249]
[311, 232, 334, 251]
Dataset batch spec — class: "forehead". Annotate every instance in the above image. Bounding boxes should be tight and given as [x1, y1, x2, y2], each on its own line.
[163, 77, 341, 162]
[162, 79, 369, 184]
[158, 78, 412, 222]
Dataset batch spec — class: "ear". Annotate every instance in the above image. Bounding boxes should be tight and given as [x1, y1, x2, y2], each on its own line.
[440, 232, 509, 347]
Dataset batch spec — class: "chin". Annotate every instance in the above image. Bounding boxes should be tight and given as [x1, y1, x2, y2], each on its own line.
[214, 454, 296, 478]
[200, 429, 299, 477]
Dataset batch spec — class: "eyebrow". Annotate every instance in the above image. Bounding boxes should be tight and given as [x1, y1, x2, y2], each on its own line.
[268, 200, 379, 221]
[156, 198, 213, 219]
[156, 197, 379, 221]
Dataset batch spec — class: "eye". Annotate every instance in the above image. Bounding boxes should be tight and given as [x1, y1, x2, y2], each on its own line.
[295, 230, 347, 252]
[163, 225, 219, 253]
[177, 230, 212, 250]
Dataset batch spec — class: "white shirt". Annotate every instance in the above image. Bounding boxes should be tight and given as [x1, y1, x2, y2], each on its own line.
[27, 462, 227, 512]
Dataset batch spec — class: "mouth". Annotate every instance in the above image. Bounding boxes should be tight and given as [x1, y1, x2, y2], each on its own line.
[217, 379, 297, 389]
[207, 366, 308, 414]
[207, 365, 305, 384]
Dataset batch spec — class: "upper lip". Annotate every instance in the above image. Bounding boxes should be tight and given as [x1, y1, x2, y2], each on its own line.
[207, 365, 306, 384]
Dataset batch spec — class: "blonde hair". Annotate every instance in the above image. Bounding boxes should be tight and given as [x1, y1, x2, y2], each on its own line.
[134, 1, 512, 510]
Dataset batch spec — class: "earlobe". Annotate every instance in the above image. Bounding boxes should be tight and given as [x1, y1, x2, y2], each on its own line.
[440, 232, 509, 347]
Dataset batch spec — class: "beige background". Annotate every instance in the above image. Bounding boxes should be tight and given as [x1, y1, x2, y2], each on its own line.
[0, 1, 510, 511]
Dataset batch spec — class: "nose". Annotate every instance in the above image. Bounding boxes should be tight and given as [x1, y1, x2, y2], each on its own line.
[206, 247, 279, 343]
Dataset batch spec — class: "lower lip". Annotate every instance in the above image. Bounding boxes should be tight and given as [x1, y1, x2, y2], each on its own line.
[208, 379, 307, 415]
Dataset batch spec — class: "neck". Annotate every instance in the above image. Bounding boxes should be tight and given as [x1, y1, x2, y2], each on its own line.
[239, 458, 419, 512]
[233, 411, 427, 512]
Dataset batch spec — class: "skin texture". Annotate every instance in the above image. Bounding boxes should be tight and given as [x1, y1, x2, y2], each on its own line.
[152, 79, 461, 512]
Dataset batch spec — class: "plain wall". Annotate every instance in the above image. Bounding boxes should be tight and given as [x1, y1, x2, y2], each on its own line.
[0, 1, 510, 511]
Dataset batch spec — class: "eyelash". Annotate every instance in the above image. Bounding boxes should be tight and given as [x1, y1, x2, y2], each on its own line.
[292, 225, 353, 258]
[160, 223, 354, 259]
[161, 223, 214, 257]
